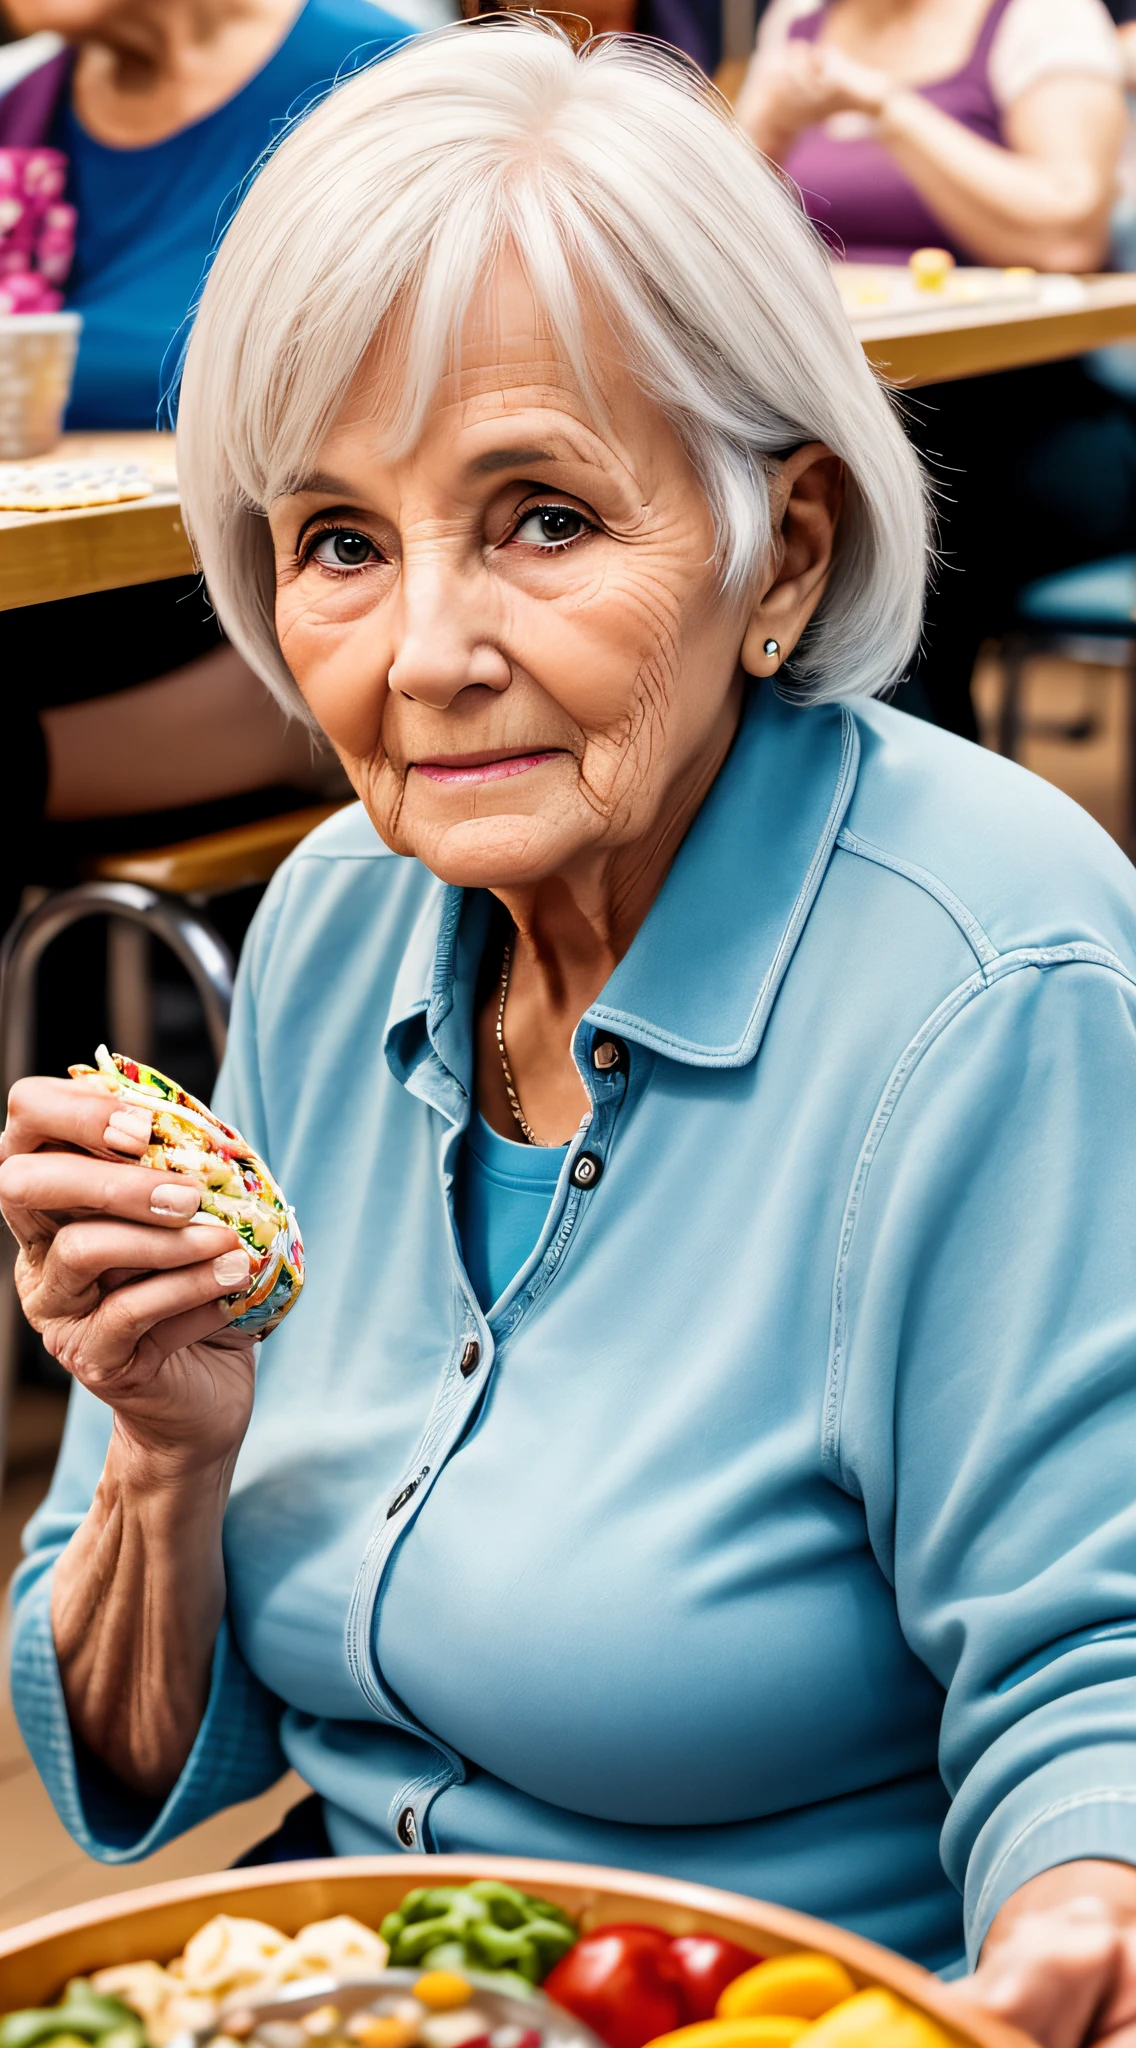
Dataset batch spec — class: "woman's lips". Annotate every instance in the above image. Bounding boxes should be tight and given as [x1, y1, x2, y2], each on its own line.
[412, 749, 562, 787]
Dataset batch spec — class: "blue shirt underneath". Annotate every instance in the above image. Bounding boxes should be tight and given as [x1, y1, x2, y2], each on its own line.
[53, 0, 411, 429]
[457, 1114, 568, 1312]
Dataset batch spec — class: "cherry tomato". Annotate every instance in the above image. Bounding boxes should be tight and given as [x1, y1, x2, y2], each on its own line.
[667, 1937, 762, 2022]
[544, 1926, 684, 2048]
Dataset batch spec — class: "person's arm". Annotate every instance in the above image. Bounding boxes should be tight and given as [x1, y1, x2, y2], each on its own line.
[875, 70, 1125, 271]
[736, 38, 1125, 270]
[7, 884, 294, 1857]
[735, 35, 849, 162]
[41, 642, 342, 823]
[0, 1076, 256, 1794]
[833, 949, 1136, 2041]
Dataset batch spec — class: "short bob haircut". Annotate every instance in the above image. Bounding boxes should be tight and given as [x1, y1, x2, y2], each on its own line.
[176, 18, 930, 717]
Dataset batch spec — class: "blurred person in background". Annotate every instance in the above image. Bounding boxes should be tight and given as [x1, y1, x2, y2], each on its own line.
[0, 0, 412, 942]
[737, 0, 1129, 739]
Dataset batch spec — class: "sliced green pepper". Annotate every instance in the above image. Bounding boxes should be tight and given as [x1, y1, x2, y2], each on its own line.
[464, 1884, 530, 1930]
[520, 1920, 578, 1968]
[418, 1946, 470, 1975]
[381, 1877, 578, 1987]
[0, 1982, 140, 2048]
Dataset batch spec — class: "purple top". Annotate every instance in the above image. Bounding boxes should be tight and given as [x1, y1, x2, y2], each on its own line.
[782, 0, 1015, 264]
[0, 50, 73, 149]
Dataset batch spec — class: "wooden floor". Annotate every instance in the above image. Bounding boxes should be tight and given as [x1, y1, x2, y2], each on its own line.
[0, 646, 1130, 1931]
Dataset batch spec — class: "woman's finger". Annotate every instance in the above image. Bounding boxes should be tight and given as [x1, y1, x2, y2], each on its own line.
[40, 1247, 252, 1384]
[0, 1150, 209, 1247]
[27, 1217, 239, 1318]
[1, 1074, 152, 1166]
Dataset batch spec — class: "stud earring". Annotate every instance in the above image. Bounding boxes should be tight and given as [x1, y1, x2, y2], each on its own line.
[763, 638, 780, 660]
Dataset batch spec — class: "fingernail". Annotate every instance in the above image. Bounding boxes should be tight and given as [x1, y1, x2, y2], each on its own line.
[150, 1182, 201, 1218]
[213, 1249, 250, 1288]
[104, 1107, 151, 1151]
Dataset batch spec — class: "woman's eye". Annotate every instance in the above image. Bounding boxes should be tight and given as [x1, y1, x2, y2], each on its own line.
[512, 505, 592, 549]
[308, 529, 378, 569]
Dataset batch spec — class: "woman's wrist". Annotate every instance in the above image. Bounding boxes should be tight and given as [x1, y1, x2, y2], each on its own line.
[873, 83, 921, 143]
[109, 1406, 243, 1494]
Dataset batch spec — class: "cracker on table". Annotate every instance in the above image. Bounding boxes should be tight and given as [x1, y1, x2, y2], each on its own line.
[0, 460, 154, 510]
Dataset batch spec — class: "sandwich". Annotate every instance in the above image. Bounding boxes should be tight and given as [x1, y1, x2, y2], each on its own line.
[69, 1045, 304, 1335]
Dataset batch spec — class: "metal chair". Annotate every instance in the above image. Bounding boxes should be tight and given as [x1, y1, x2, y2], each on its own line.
[0, 802, 344, 1493]
[997, 555, 1136, 854]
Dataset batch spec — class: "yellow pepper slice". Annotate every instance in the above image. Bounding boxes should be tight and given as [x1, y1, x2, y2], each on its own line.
[797, 1990, 953, 2048]
[346, 2019, 420, 2048]
[413, 1977, 472, 2013]
[642, 2022, 810, 2048]
[716, 1957, 857, 2022]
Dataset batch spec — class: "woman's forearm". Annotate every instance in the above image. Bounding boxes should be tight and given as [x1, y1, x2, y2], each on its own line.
[51, 1426, 235, 1798]
[877, 88, 1115, 271]
[41, 642, 340, 823]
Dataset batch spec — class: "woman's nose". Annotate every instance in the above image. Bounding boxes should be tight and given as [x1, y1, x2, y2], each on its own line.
[387, 550, 511, 707]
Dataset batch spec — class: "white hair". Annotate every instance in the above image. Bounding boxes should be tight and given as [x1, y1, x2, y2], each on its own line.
[175, 18, 930, 717]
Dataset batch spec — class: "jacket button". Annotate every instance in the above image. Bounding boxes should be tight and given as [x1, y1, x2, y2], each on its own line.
[460, 1339, 481, 1377]
[387, 1477, 420, 1519]
[397, 1805, 417, 1847]
[593, 1038, 623, 1072]
[571, 1151, 603, 1189]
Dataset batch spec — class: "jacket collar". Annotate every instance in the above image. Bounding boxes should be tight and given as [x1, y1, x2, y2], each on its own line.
[384, 686, 860, 1105]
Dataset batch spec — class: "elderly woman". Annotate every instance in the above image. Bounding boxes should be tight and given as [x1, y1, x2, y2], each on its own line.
[5, 23, 1136, 2046]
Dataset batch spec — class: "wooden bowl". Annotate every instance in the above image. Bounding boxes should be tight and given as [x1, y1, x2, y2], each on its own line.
[0, 1855, 1031, 2048]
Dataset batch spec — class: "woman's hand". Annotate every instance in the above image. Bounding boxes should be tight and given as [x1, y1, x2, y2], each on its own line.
[0, 1073, 256, 1469]
[736, 41, 889, 162]
[946, 1862, 1136, 2048]
[0, 1074, 259, 1796]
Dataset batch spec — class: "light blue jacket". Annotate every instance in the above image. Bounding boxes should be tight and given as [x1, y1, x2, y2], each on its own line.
[13, 687, 1136, 1973]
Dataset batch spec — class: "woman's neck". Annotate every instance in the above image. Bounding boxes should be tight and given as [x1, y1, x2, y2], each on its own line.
[476, 677, 744, 1147]
[71, 0, 302, 147]
[822, 0, 994, 84]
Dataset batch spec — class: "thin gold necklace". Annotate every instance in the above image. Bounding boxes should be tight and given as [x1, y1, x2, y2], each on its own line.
[495, 940, 546, 1146]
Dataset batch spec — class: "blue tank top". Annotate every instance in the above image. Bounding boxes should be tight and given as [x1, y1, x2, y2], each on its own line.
[457, 1112, 568, 1312]
[53, 0, 410, 428]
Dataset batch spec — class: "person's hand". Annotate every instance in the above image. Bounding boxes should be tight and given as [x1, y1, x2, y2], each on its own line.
[0, 1075, 258, 1475]
[736, 40, 889, 157]
[945, 1864, 1136, 2048]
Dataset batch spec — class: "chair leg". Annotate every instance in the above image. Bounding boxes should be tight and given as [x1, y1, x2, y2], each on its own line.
[107, 918, 154, 1062]
[0, 882, 235, 1504]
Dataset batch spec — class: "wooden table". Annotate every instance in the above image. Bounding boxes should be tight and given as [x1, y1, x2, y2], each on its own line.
[851, 271, 1136, 389]
[0, 431, 189, 613]
[6, 274, 1136, 612]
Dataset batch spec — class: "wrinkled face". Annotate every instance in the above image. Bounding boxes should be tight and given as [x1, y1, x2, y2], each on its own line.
[269, 259, 754, 892]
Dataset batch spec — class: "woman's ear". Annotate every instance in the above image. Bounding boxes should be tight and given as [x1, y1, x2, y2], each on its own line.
[740, 444, 844, 676]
